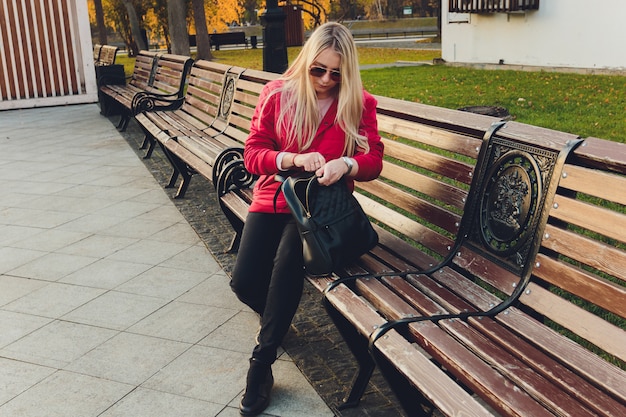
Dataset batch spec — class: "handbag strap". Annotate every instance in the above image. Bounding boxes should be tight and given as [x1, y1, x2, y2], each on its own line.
[272, 172, 315, 213]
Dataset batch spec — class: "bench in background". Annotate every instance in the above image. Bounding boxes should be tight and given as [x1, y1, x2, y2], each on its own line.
[134, 61, 277, 203]
[94, 44, 118, 66]
[210, 32, 248, 50]
[99, 51, 193, 132]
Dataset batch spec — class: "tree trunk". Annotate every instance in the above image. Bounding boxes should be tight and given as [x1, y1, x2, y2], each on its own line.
[191, 0, 212, 60]
[94, 0, 107, 45]
[167, 0, 190, 56]
[124, 0, 147, 52]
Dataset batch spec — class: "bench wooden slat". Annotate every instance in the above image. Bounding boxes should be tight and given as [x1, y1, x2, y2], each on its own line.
[375, 162, 469, 209]
[356, 194, 454, 259]
[220, 192, 252, 223]
[471, 315, 625, 417]
[550, 194, 625, 243]
[375, 330, 494, 417]
[574, 137, 626, 175]
[325, 283, 504, 415]
[377, 113, 483, 159]
[541, 224, 626, 282]
[521, 280, 626, 360]
[383, 138, 475, 185]
[560, 163, 626, 205]
[358, 179, 461, 234]
[534, 251, 626, 318]
[389, 273, 622, 416]
[372, 274, 616, 416]
[492, 304, 626, 405]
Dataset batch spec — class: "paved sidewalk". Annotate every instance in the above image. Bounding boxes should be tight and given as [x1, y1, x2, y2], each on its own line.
[0, 104, 334, 417]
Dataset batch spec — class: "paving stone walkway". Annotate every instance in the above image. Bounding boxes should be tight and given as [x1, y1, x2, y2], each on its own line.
[0, 104, 338, 417]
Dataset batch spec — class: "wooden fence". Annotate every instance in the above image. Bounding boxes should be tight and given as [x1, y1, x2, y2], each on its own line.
[0, 0, 97, 110]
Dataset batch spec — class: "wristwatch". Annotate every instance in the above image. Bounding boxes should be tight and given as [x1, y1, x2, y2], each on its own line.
[342, 156, 354, 176]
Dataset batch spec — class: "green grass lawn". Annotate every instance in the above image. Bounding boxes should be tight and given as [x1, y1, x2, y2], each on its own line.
[115, 47, 625, 142]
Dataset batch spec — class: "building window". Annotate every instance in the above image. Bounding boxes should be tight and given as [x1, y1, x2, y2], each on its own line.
[449, 0, 539, 13]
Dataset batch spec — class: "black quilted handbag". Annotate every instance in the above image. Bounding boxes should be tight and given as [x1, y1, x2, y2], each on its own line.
[281, 174, 378, 277]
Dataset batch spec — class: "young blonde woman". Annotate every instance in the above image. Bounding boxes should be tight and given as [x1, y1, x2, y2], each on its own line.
[230, 22, 384, 416]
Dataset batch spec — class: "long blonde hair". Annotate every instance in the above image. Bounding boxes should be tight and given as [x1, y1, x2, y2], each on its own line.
[262, 22, 369, 156]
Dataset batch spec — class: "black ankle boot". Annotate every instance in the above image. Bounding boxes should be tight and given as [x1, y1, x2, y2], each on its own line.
[239, 358, 274, 416]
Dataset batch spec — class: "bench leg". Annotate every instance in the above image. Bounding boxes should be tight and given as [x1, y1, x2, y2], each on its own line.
[371, 349, 434, 416]
[166, 168, 179, 189]
[226, 232, 241, 253]
[143, 137, 156, 159]
[175, 174, 192, 199]
[140, 134, 150, 150]
[322, 296, 375, 409]
[118, 115, 131, 132]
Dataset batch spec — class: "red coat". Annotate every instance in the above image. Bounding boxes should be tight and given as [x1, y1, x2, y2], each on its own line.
[244, 80, 384, 214]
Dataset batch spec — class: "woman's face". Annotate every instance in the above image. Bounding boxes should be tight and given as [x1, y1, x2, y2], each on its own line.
[309, 48, 341, 99]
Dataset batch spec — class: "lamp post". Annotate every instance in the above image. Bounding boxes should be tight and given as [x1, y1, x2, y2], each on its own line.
[261, 0, 288, 73]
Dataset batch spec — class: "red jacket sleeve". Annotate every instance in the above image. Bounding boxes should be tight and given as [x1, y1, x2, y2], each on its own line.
[353, 91, 384, 182]
[243, 81, 288, 175]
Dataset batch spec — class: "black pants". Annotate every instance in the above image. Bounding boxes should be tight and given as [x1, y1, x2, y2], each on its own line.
[230, 212, 304, 365]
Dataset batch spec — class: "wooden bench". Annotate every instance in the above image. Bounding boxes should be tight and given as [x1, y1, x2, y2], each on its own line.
[210, 71, 626, 416]
[93, 44, 103, 63]
[210, 32, 248, 50]
[94, 44, 118, 66]
[134, 60, 277, 203]
[349, 26, 438, 40]
[99, 51, 193, 131]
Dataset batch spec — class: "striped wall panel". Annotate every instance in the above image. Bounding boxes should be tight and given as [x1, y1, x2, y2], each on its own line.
[0, 0, 96, 109]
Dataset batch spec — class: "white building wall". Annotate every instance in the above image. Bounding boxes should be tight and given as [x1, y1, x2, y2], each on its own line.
[442, 0, 626, 71]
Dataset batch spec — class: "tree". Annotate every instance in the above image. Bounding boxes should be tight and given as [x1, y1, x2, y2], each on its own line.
[167, 0, 190, 55]
[124, 0, 147, 51]
[191, 0, 212, 60]
[94, 0, 108, 44]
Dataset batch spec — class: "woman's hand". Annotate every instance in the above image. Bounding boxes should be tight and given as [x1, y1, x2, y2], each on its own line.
[293, 152, 326, 172]
[316, 158, 355, 185]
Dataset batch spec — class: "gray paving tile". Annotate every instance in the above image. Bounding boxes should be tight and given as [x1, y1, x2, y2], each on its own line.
[115, 265, 207, 300]
[99, 387, 223, 417]
[0, 358, 55, 405]
[129, 301, 238, 344]
[7, 252, 97, 281]
[0, 225, 46, 247]
[261, 359, 335, 417]
[143, 344, 248, 405]
[0, 247, 46, 275]
[0, 370, 132, 417]
[198, 310, 258, 354]
[65, 332, 190, 385]
[59, 258, 152, 289]
[0, 275, 48, 307]
[98, 217, 174, 240]
[62, 290, 167, 331]
[0, 320, 117, 369]
[148, 222, 203, 245]
[0, 310, 51, 348]
[55, 212, 131, 234]
[177, 271, 240, 309]
[9, 228, 91, 253]
[159, 244, 222, 274]
[56, 234, 138, 258]
[3, 282, 105, 319]
[105, 238, 191, 265]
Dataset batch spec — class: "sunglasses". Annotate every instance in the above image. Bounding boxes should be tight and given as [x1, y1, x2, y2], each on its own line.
[309, 66, 341, 82]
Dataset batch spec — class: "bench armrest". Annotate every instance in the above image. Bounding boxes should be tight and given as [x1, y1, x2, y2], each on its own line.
[132, 92, 185, 114]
